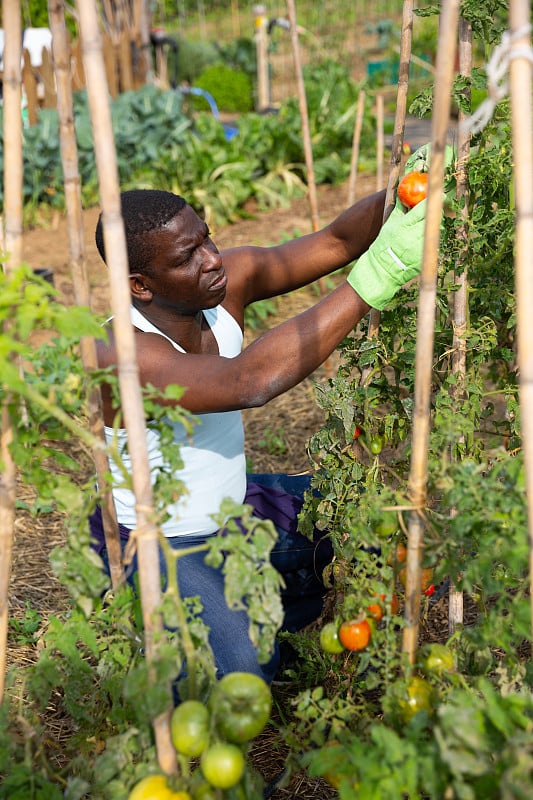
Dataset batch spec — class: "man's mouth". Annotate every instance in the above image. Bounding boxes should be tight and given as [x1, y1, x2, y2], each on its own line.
[209, 271, 227, 291]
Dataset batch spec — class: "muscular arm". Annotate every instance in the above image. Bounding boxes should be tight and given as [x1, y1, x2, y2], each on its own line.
[97, 282, 370, 419]
[222, 189, 386, 313]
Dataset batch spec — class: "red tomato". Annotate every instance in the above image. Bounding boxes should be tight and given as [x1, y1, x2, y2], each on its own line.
[338, 618, 372, 651]
[368, 592, 400, 620]
[398, 171, 428, 208]
[399, 567, 434, 593]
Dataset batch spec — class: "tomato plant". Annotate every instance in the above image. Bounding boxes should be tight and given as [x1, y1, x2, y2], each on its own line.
[338, 617, 372, 651]
[211, 672, 272, 744]
[397, 170, 428, 208]
[200, 743, 245, 789]
[171, 700, 210, 758]
[320, 621, 344, 653]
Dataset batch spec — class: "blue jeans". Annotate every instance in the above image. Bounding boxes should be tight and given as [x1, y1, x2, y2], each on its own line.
[99, 474, 332, 684]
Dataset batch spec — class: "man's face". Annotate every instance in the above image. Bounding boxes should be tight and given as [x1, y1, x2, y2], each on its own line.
[137, 205, 226, 313]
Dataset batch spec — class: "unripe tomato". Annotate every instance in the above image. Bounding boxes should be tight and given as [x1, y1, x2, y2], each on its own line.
[171, 700, 210, 758]
[338, 617, 372, 651]
[374, 511, 398, 539]
[398, 171, 428, 208]
[320, 622, 344, 654]
[420, 643, 456, 676]
[211, 672, 272, 744]
[128, 775, 192, 800]
[200, 743, 245, 789]
[398, 676, 434, 722]
[369, 435, 384, 455]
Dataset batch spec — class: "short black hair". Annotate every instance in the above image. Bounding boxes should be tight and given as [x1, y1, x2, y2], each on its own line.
[95, 189, 187, 275]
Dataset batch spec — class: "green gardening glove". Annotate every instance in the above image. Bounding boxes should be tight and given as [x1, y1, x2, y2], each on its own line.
[347, 199, 427, 310]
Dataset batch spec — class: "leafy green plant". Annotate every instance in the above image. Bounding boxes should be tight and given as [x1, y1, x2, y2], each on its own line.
[193, 63, 254, 113]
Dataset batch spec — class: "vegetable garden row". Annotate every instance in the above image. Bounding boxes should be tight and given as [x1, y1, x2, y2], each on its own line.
[2, 0, 533, 798]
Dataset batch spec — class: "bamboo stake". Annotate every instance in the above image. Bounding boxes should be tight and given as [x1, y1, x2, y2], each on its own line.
[75, 0, 177, 774]
[509, 0, 533, 651]
[286, 0, 320, 234]
[0, 0, 23, 703]
[48, 0, 124, 590]
[449, 15, 472, 634]
[366, 0, 415, 342]
[347, 89, 366, 206]
[376, 92, 384, 191]
[402, 0, 461, 664]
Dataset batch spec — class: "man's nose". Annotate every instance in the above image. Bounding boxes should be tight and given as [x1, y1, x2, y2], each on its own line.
[203, 248, 223, 270]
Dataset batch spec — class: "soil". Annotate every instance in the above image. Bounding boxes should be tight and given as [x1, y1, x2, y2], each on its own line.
[11, 174, 452, 798]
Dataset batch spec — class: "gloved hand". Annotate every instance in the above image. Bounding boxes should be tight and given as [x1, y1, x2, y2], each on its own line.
[347, 200, 427, 310]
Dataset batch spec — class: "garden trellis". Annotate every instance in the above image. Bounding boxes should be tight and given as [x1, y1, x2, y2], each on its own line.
[2, 1, 533, 796]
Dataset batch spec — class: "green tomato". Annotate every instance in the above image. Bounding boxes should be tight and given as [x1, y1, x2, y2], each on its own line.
[211, 672, 272, 744]
[369, 435, 384, 455]
[374, 511, 398, 538]
[320, 622, 344, 654]
[421, 643, 456, 676]
[398, 677, 434, 722]
[200, 743, 245, 789]
[171, 700, 210, 758]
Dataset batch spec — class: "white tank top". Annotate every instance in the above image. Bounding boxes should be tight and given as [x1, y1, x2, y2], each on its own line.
[105, 305, 246, 537]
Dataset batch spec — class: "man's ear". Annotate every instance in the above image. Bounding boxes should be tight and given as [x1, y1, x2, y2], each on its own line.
[130, 273, 153, 299]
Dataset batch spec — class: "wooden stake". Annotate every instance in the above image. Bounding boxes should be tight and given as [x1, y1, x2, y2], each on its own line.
[48, 0, 124, 590]
[0, 0, 23, 704]
[376, 93, 385, 191]
[449, 15, 472, 635]
[365, 0, 414, 356]
[402, 0, 461, 665]
[286, 0, 320, 234]
[75, 0, 177, 774]
[347, 89, 366, 206]
[509, 0, 533, 651]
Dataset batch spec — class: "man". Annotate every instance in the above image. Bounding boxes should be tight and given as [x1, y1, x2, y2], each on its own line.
[90, 174, 428, 683]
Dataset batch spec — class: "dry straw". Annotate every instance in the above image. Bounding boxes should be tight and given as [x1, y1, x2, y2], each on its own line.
[402, 0, 461, 663]
[509, 0, 533, 648]
[75, 0, 177, 773]
[48, 0, 124, 589]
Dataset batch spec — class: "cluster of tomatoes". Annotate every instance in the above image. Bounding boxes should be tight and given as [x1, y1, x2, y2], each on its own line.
[128, 672, 272, 800]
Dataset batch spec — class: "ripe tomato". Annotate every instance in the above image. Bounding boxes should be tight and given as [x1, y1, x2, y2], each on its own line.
[200, 743, 245, 789]
[398, 171, 428, 208]
[171, 700, 210, 758]
[399, 567, 434, 592]
[338, 618, 372, 651]
[387, 541, 407, 566]
[320, 622, 344, 654]
[211, 672, 272, 744]
[420, 643, 456, 676]
[398, 676, 434, 722]
[128, 775, 191, 800]
[353, 425, 363, 440]
[368, 592, 400, 620]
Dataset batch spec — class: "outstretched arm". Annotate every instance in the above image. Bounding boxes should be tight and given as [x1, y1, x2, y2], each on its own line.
[222, 189, 386, 312]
